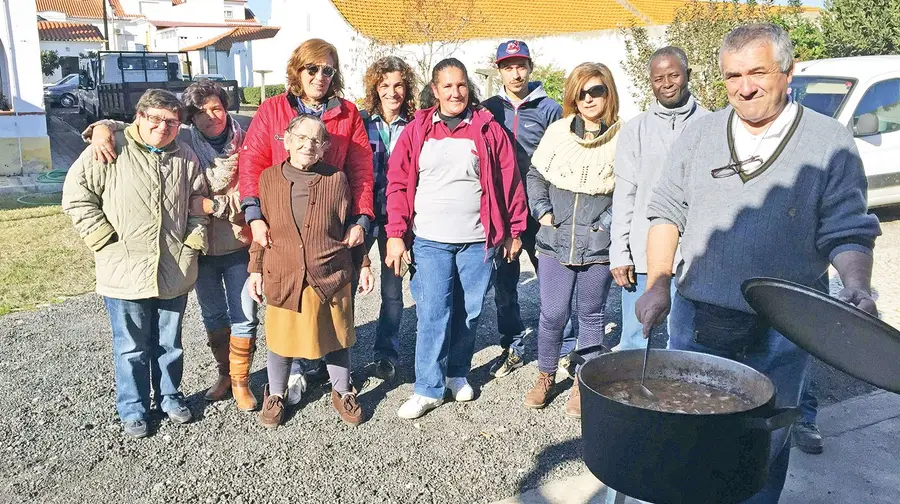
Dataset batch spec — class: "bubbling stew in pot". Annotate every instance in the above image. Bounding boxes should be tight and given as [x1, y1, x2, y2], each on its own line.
[596, 379, 756, 414]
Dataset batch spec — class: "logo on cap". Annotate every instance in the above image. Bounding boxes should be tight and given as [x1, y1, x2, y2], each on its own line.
[506, 41, 520, 54]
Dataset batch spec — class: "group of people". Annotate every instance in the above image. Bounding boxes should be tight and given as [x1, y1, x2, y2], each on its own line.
[62, 22, 881, 504]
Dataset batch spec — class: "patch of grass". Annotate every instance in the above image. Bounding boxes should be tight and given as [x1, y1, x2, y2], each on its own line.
[0, 195, 95, 314]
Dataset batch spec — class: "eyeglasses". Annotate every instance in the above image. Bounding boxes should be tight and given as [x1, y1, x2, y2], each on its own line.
[578, 84, 608, 101]
[281, 130, 323, 148]
[304, 64, 336, 78]
[710, 155, 763, 178]
[142, 113, 181, 129]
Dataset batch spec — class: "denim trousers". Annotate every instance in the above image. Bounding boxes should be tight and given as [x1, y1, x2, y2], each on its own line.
[494, 220, 575, 358]
[104, 294, 189, 422]
[617, 273, 675, 351]
[195, 249, 259, 338]
[410, 238, 495, 399]
[536, 257, 613, 374]
[668, 292, 810, 504]
[368, 228, 405, 364]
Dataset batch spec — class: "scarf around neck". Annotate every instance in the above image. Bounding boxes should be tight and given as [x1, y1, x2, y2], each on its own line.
[530, 115, 621, 195]
[190, 116, 244, 192]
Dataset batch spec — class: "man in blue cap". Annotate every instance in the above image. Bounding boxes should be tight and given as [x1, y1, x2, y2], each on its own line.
[482, 40, 570, 378]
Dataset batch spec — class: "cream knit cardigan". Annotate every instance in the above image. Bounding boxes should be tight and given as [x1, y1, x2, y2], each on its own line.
[531, 115, 620, 195]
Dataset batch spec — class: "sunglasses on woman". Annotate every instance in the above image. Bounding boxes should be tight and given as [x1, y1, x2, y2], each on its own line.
[579, 84, 608, 101]
[304, 63, 336, 78]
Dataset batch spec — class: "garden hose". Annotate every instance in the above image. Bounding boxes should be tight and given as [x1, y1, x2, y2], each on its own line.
[15, 169, 67, 206]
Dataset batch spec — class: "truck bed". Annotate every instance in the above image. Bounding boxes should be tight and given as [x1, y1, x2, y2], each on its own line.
[98, 80, 240, 120]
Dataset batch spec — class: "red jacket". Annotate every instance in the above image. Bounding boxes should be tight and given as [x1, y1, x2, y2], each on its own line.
[238, 93, 374, 221]
[385, 107, 528, 248]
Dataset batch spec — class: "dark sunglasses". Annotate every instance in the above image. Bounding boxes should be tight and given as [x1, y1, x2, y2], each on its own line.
[578, 84, 608, 101]
[304, 63, 336, 78]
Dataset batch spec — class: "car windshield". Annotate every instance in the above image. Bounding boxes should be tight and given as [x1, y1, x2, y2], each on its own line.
[789, 76, 855, 118]
[52, 75, 76, 86]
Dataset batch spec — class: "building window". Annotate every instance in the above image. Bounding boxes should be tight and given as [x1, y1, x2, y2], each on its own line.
[206, 46, 218, 74]
[224, 9, 233, 19]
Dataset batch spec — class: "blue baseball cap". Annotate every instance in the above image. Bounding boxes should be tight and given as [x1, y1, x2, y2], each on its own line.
[496, 40, 531, 64]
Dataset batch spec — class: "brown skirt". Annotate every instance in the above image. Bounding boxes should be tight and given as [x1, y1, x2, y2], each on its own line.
[264, 283, 355, 359]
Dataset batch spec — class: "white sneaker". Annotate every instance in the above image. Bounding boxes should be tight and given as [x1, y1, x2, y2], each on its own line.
[397, 394, 443, 419]
[285, 372, 307, 406]
[446, 377, 475, 402]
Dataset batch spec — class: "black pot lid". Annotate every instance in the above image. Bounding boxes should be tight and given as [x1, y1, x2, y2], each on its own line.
[742, 277, 900, 393]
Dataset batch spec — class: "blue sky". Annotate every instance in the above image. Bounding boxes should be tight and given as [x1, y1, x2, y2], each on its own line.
[246, 0, 827, 25]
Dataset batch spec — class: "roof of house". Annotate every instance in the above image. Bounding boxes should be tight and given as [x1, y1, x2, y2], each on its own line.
[181, 25, 281, 52]
[37, 20, 104, 42]
[627, 0, 821, 25]
[330, 0, 645, 43]
[35, 0, 127, 19]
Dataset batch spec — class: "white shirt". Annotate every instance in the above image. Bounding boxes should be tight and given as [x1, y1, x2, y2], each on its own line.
[731, 98, 798, 174]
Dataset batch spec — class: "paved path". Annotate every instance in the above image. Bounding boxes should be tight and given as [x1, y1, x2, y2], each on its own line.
[491, 390, 900, 504]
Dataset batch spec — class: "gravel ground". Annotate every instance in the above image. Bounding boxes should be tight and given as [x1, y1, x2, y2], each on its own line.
[3, 109, 885, 503]
[0, 238, 885, 504]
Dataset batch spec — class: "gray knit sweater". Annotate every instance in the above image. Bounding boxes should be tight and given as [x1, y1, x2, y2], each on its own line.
[647, 106, 881, 312]
[610, 95, 709, 272]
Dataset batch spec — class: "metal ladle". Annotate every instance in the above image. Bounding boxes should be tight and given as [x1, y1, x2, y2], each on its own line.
[639, 336, 657, 401]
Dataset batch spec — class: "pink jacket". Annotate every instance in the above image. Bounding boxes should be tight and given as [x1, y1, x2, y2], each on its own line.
[385, 107, 528, 248]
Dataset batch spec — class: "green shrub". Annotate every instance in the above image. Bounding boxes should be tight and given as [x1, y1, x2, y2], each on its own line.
[241, 84, 287, 105]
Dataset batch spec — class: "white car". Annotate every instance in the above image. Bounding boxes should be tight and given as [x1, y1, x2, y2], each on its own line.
[792, 55, 900, 208]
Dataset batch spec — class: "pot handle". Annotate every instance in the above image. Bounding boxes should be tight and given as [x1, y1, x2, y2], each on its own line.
[742, 407, 801, 432]
[567, 344, 612, 366]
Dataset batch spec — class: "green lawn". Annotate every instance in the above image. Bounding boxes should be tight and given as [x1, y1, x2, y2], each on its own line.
[0, 194, 95, 315]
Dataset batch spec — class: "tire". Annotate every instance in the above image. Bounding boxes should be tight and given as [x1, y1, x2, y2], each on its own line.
[60, 94, 76, 108]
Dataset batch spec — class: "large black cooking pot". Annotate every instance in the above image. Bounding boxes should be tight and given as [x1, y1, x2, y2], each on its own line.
[571, 345, 799, 504]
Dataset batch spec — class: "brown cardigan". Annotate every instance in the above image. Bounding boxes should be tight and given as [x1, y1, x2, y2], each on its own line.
[249, 161, 365, 310]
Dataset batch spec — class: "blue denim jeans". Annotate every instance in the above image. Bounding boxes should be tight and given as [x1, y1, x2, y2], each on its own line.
[195, 249, 259, 338]
[369, 228, 405, 363]
[617, 274, 675, 351]
[800, 374, 818, 424]
[410, 238, 495, 399]
[495, 253, 576, 359]
[104, 295, 189, 422]
[668, 292, 810, 504]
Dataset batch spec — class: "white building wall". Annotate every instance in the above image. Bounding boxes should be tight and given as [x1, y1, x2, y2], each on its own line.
[40, 40, 104, 83]
[254, 0, 665, 120]
[1, 0, 51, 174]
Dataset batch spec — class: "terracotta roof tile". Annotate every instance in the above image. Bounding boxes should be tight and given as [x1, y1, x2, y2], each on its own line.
[330, 0, 642, 44]
[181, 26, 280, 52]
[625, 0, 822, 25]
[37, 20, 104, 42]
[36, 0, 127, 19]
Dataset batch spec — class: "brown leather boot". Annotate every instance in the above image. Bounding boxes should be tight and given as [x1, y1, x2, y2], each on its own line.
[204, 328, 232, 401]
[258, 385, 284, 429]
[229, 336, 258, 411]
[565, 374, 582, 419]
[524, 371, 556, 409]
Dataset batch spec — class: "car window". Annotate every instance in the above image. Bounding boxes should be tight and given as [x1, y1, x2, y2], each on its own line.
[853, 78, 900, 134]
[790, 77, 854, 118]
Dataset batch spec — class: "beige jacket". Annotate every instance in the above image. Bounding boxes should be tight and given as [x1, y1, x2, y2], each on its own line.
[63, 125, 210, 300]
[83, 119, 249, 257]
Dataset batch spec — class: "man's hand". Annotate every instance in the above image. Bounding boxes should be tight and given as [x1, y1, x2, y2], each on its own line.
[250, 220, 271, 248]
[342, 224, 365, 248]
[248, 272, 264, 303]
[837, 287, 878, 316]
[90, 125, 117, 163]
[358, 266, 375, 295]
[635, 283, 671, 338]
[611, 265, 636, 289]
[385, 237, 410, 277]
[539, 213, 553, 227]
[501, 236, 522, 263]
